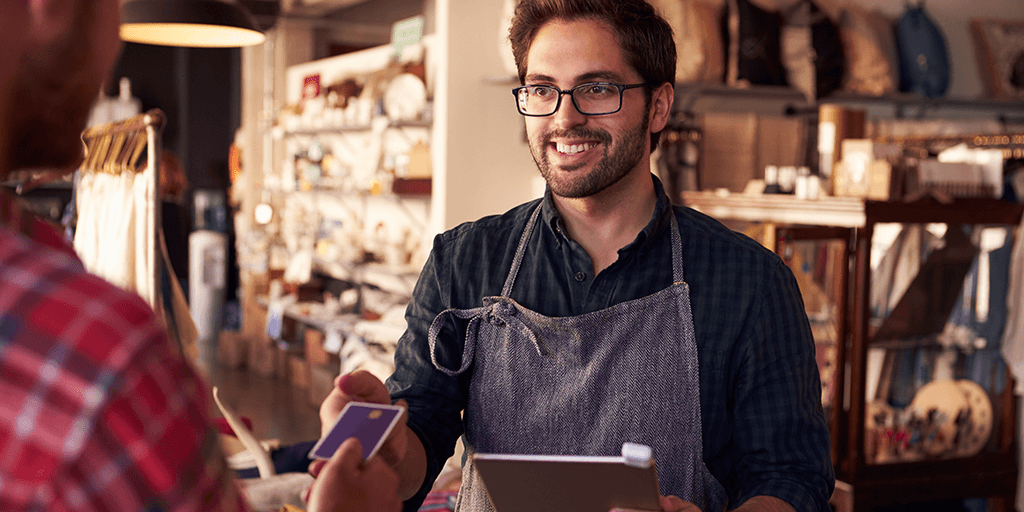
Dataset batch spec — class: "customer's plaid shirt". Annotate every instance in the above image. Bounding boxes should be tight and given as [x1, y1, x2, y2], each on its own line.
[0, 191, 248, 511]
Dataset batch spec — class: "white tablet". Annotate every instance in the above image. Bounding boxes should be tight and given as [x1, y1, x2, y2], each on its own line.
[472, 443, 661, 512]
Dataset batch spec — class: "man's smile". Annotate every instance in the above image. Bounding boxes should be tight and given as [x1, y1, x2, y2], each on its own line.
[554, 141, 599, 155]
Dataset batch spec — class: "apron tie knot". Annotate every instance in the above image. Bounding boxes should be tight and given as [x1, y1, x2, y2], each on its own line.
[428, 299, 545, 376]
[487, 301, 517, 326]
[484, 299, 544, 356]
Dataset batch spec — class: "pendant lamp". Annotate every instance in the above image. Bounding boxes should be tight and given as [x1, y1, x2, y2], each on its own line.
[120, 0, 266, 48]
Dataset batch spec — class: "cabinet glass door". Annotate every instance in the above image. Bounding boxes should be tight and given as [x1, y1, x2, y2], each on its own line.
[862, 222, 1014, 465]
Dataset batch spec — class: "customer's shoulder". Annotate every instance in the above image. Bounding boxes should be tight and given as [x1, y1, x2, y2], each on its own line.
[0, 227, 166, 358]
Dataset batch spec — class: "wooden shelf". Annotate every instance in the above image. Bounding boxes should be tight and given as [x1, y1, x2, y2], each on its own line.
[672, 83, 1024, 117]
[256, 295, 360, 335]
[281, 119, 433, 137]
[675, 83, 808, 101]
[392, 177, 431, 195]
[312, 258, 419, 298]
[681, 191, 865, 228]
[823, 91, 1024, 113]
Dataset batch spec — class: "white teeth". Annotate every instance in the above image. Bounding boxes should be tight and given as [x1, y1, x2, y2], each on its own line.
[555, 142, 596, 155]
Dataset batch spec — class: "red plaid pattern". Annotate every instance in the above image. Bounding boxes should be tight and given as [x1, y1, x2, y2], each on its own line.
[0, 192, 249, 511]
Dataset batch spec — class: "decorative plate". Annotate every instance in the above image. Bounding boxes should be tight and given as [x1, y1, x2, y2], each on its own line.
[383, 73, 427, 123]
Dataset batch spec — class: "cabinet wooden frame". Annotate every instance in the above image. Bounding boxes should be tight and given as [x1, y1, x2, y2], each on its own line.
[841, 198, 1021, 510]
[775, 225, 854, 469]
[682, 191, 1022, 510]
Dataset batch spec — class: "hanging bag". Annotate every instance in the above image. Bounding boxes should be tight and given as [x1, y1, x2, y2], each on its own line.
[780, 0, 845, 100]
[809, 1, 845, 99]
[724, 0, 788, 87]
[895, 3, 950, 98]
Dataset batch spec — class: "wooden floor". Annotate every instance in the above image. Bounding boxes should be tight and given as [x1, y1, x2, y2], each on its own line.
[205, 362, 323, 446]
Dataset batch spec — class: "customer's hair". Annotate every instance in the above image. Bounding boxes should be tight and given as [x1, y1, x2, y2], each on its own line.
[509, 0, 676, 150]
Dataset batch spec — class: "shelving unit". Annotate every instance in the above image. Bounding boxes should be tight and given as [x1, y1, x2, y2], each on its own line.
[280, 119, 433, 136]
[232, 0, 542, 414]
[683, 191, 1020, 511]
[673, 83, 1024, 118]
[824, 91, 1024, 115]
[311, 258, 419, 298]
[224, 33, 445, 408]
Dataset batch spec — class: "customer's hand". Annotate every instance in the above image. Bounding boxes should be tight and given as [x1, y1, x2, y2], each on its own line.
[318, 370, 409, 468]
[306, 437, 402, 512]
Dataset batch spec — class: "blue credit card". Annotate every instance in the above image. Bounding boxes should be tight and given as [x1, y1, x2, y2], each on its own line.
[309, 401, 405, 460]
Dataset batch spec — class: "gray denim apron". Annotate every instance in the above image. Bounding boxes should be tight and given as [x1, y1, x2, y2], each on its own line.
[429, 204, 727, 511]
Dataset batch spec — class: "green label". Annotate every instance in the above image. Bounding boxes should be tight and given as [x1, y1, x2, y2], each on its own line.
[391, 16, 424, 57]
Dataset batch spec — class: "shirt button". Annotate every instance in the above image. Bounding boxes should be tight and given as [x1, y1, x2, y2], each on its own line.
[574, 272, 586, 282]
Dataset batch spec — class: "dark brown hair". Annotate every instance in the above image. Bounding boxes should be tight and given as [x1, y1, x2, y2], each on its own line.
[509, 0, 676, 150]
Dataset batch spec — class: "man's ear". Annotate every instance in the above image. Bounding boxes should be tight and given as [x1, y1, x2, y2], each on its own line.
[648, 82, 674, 134]
[28, 0, 77, 42]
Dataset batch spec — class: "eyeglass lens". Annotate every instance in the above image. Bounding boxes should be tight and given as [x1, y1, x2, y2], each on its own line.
[517, 84, 622, 116]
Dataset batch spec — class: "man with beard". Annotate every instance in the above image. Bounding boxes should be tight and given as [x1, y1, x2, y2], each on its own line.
[319, 0, 834, 511]
[0, 0, 400, 510]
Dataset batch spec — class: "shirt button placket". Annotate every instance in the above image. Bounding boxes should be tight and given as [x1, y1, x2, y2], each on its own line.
[574, 272, 586, 282]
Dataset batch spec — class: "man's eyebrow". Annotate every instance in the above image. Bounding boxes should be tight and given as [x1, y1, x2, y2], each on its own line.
[577, 71, 629, 83]
[524, 70, 631, 84]
[524, 73, 556, 84]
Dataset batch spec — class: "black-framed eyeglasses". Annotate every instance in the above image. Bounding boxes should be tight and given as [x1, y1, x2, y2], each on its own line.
[512, 82, 646, 117]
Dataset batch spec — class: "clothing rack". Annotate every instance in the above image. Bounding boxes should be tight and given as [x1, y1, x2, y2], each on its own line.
[77, 109, 164, 310]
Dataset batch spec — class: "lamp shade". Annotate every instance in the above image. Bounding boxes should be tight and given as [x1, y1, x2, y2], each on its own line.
[120, 0, 266, 48]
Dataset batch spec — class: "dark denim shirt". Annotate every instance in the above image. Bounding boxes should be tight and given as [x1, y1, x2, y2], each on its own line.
[387, 176, 835, 512]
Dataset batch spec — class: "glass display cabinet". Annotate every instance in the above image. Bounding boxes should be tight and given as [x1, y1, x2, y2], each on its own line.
[682, 192, 1021, 511]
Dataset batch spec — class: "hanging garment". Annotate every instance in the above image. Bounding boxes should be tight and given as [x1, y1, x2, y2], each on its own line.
[999, 214, 1024, 511]
[72, 172, 98, 266]
[75, 170, 138, 295]
[133, 166, 154, 306]
[72, 111, 166, 314]
[429, 205, 728, 512]
[102, 171, 136, 292]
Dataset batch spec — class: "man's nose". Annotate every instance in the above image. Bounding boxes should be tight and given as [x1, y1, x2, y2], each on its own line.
[550, 92, 587, 129]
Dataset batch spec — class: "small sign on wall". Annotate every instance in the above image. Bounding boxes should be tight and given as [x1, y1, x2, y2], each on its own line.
[391, 16, 424, 58]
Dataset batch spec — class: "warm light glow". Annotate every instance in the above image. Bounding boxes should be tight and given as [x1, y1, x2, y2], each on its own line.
[254, 203, 273, 224]
[120, 22, 265, 48]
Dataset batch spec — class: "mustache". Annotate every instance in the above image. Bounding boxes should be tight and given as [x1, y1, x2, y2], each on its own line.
[541, 127, 612, 145]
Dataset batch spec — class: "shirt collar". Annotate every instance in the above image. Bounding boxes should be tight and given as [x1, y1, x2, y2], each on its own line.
[540, 174, 674, 256]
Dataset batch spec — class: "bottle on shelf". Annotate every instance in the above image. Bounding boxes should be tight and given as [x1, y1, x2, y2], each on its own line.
[763, 165, 782, 194]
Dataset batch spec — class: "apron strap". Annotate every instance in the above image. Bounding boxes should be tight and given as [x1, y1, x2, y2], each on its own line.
[500, 203, 543, 297]
[428, 306, 487, 376]
[669, 211, 685, 284]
